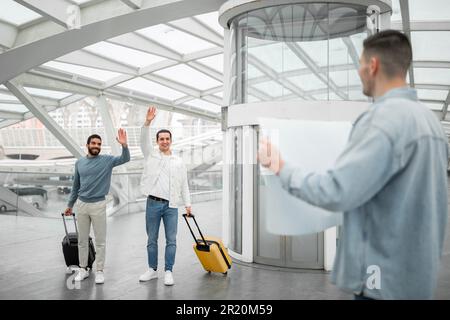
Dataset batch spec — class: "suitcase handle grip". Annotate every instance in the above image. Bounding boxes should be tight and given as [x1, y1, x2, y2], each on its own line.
[61, 212, 78, 237]
[182, 213, 207, 246]
[182, 213, 195, 217]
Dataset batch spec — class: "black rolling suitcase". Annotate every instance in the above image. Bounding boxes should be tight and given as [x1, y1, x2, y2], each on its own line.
[61, 213, 95, 270]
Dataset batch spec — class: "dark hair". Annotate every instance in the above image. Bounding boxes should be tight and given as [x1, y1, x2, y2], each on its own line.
[87, 134, 102, 144]
[156, 129, 172, 141]
[363, 30, 412, 78]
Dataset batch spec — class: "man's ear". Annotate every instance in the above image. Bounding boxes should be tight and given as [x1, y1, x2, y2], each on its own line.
[369, 56, 379, 76]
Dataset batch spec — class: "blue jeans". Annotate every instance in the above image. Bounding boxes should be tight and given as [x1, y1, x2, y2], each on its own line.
[145, 198, 178, 272]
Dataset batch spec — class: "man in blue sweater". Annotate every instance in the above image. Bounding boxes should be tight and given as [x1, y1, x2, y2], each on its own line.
[65, 129, 130, 284]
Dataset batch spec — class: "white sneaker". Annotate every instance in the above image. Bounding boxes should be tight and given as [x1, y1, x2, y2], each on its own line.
[164, 271, 174, 286]
[74, 268, 89, 281]
[139, 269, 158, 282]
[95, 271, 104, 284]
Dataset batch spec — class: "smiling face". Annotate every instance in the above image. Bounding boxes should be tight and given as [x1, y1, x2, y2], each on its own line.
[157, 132, 171, 153]
[87, 138, 102, 156]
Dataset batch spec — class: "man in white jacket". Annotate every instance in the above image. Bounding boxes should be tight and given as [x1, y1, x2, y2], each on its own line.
[139, 106, 192, 286]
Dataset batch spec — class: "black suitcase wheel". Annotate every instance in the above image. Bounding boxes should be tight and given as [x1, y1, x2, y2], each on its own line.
[222, 272, 228, 276]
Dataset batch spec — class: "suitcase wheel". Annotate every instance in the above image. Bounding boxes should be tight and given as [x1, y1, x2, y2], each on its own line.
[222, 272, 228, 276]
[65, 266, 78, 274]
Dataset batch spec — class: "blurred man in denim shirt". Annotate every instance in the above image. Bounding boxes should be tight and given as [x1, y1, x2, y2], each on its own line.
[259, 30, 448, 300]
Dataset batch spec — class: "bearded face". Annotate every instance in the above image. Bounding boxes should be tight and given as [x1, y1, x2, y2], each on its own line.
[87, 138, 101, 156]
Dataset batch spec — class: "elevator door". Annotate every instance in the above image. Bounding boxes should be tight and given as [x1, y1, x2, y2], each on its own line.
[253, 129, 324, 269]
[254, 178, 324, 268]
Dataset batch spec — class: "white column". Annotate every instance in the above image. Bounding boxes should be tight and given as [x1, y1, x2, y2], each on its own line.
[222, 27, 231, 247]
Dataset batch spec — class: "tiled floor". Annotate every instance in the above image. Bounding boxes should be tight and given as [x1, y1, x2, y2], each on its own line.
[0, 199, 449, 300]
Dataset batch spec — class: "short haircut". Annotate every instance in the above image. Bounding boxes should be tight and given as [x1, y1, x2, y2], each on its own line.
[156, 129, 172, 141]
[363, 30, 412, 78]
[87, 134, 102, 144]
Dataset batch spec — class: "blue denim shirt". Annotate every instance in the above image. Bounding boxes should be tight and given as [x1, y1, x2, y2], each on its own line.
[279, 87, 448, 299]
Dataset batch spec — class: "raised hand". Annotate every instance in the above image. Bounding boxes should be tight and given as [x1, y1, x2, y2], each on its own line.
[116, 128, 128, 146]
[145, 106, 157, 125]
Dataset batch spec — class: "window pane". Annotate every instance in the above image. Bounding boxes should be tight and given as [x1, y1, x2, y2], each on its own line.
[85, 42, 165, 68]
[417, 89, 449, 101]
[0, 93, 19, 102]
[154, 65, 221, 90]
[248, 42, 306, 73]
[184, 99, 221, 113]
[136, 24, 215, 55]
[298, 40, 328, 67]
[118, 77, 185, 100]
[415, 68, 450, 85]
[195, 12, 223, 36]
[329, 70, 361, 87]
[43, 61, 121, 82]
[411, 32, 450, 61]
[0, 0, 41, 26]
[409, 0, 450, 20]
[288, 74, 328, 91]
[424, 102, 444, 111]
[252, 81, 293, 98]
[0, 103, 28, 113]
[197, 54, 224, 73]
[24, 88, 71, 99]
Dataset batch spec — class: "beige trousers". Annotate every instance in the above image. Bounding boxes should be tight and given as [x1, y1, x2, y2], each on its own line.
[76, 199, 107, 271]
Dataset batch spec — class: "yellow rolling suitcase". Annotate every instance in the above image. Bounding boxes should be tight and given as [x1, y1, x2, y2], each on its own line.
[183, 214, 232, 275]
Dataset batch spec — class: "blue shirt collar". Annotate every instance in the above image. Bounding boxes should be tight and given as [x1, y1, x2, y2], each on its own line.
[374, 86, 418, 104]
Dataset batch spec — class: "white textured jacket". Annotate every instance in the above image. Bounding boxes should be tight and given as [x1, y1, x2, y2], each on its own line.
[140, 126, 191, 208]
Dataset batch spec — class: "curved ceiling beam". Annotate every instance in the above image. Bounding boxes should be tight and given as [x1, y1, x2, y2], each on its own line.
[0, 0, 226, 84]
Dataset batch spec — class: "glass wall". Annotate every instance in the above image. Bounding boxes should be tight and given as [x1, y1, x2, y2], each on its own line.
[0, 169, 222, 219]
[229, 3, 370, 105]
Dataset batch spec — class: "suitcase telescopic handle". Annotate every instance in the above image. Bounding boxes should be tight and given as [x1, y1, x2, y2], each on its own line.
[182, 213, 207, 246]
[61, 212, 78, 237]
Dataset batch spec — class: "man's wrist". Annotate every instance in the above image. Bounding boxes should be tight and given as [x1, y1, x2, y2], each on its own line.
[144, 120, 151, 126]
[275, 159, 285, 176]
[121, 143, 128, 148]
